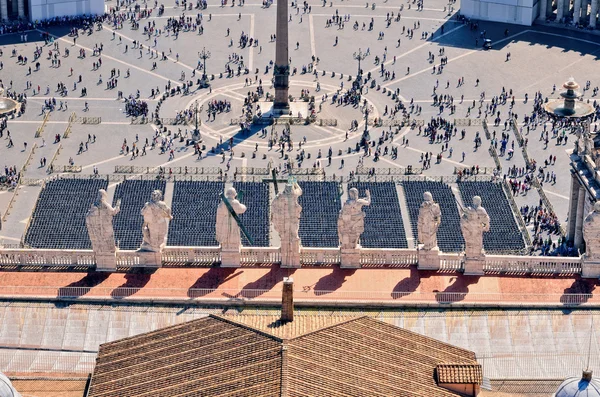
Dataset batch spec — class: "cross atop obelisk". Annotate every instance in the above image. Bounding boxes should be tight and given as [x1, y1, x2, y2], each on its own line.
[273, 0, 290, 113]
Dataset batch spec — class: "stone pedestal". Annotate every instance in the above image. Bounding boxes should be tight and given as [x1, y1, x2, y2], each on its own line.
[95, 253, 117, 272]
[221, 250, 241, 268]
[417, 246, 440, 271]
[281, 248, 301, 268]
[583, 257, 600, 278]
[340, 248, 361, 269]
[463, 256, 485, 275]
[137, 251, 162, 268]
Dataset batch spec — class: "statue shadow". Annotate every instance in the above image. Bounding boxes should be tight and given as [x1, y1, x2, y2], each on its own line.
[240, 267, 296, 298]
[313, 268, 357, 295]
[110, 269, 155, 299]
[434, 275, 481, 303]
[392, 266, 434, 299]
[57, 272, 111, 298]
[560, 278, 597, 305]
[187, 267, 242, 298]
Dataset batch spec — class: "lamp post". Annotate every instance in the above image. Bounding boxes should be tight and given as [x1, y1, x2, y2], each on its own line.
[191, 100, 203, 142]
[361, 104, 372, 144]
[198, 47, 211, 84]
[353, 48, 367, 79]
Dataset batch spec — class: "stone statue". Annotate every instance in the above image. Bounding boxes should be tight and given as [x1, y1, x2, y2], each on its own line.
[139, 190, 172, 252]
[216, 187, 247, 251]
[418, 191, 441, 251]
[271, 181, 303, 266]
[86, 189, 121, 253]
[583, 132, 594, 156]
[583, 202, 600, 261]
[338, 188, 371, 250]
[460, 196, 490, 258]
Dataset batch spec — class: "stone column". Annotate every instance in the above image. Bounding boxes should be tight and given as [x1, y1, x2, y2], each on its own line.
[567, 173, 580, 241]
[574, 186, 587, 249]
[540, 0, 548, 19]
[273, 0, 290, 112]
[17, 0, 25, 19]
[557, 0, 565, 20]
[574, 0, 582, 22]
[0, 0, 8, 22]
[591, 0, 598, 27]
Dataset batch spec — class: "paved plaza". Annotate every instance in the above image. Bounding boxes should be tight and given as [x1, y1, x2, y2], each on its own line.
[1, 0, 600, 244]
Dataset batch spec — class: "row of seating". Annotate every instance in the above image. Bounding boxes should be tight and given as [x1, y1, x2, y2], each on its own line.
[348, 182, 408, 248]
[232, 182, 270, 247]
[298, 182, 341, 247]
[458, 181, 525, 253]
[403, 181, 464, 252]
[167, 181, 224, 247]
[113, 180, 167, 250]
[24, 179, 108, 249]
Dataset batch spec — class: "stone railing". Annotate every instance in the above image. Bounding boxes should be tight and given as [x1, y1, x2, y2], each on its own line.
[241, 247, 281, 265]
[484, 255, 582, 275]
[0, 249, 95, 266]
[439, 253, 463, 272]
[360, 249, 418, 267]
[162, 246, 220, 265]
[300, 248, 341, 265]
[0, 246, 587, 276]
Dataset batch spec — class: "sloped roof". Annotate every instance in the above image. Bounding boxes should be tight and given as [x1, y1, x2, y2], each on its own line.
[88, 315, 480, 397]
[437, 363, 484, 384]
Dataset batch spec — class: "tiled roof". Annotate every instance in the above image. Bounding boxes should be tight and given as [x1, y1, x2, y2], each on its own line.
[437, 363, 483, 384]
[10, 379, 88, 397]
[88, 314, 481, 397]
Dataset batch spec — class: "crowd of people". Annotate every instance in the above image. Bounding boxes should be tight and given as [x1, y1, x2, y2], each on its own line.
[1, 0, 599, 258]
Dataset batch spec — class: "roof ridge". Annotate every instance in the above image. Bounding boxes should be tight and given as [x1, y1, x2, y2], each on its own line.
[210, 314, 284, 342]
[286, 315, 367, 341]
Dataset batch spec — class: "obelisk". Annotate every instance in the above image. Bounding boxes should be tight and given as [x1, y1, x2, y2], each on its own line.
[273, 0, 290, 113]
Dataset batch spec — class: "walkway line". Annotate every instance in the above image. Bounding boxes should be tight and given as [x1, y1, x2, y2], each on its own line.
[309, 14, 316, 58]
[37, 29, 183, 86]
[365, 24, 466, 75]
[544, 189, 569, 200]
[248, 14, 255, 71]
[102, 25, 196, 72]
[382, 49, 476, 88]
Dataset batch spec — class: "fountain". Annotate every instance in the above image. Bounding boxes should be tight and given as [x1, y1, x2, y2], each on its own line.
[544, 77, 594, 118]
[0, 88, 19, 116]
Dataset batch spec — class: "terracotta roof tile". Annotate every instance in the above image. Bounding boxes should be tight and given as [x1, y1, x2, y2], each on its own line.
[437, 363, 483, 384]
[88, 314, 480, 397]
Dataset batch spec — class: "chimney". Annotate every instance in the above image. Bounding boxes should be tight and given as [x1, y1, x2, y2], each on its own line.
[281, 277, 294, 322]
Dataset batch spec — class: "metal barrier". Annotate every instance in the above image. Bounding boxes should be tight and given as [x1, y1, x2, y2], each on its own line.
[501, 179, 532, 247]
[77, 117, 101, 124]
[35, 111, 51, 138]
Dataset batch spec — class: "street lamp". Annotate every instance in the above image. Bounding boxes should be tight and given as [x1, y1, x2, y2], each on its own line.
[190, 100, 203, 142]
[361, 104, 372, 144]
[198, 47, 212, 84]
[353, 48, 367, 79]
